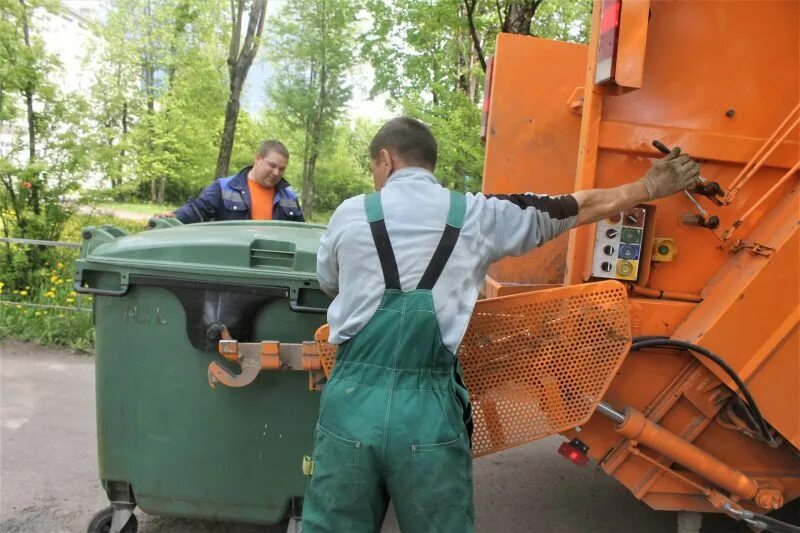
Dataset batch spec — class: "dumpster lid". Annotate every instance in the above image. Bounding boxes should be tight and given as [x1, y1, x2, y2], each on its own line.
[79, 221, 326, 279]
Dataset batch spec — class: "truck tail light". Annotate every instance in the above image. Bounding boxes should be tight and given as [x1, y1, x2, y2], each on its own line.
[558, 438, 590, 466]
[595, 0, 622, 84]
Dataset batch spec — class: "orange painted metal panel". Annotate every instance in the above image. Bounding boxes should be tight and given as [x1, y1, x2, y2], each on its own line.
[615, 0, 651, 88]
[567, 0, 800, 291]
[482, 34, 587, 286]
[672, 187, 800, 447]
[482, 0, 799, 514]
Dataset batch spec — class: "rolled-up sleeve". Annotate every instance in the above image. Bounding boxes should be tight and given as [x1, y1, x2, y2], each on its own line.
[472, 192, 579, 262]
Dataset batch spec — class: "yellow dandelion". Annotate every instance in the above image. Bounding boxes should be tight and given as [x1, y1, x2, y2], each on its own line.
[13, 289, 19, 294]
[50, 275, 58, 283]
[69, 291, 77, 297]
[55, 279, 63, 285]
[57, 262, 64, 269]
[19, 290, 28, 296]
[16, 305, 21, 309]
[66, 298, 74, 303]
[45, 291, 56, 298]
[35, 311, 41, 316]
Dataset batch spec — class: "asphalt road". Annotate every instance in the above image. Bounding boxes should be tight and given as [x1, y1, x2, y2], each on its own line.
[0, 340, 748, 533]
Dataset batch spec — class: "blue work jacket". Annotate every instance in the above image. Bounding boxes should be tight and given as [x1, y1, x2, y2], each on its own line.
[173, 166, 305, 223]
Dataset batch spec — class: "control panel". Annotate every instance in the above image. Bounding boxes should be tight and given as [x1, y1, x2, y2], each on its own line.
[591, 207, 647, 281]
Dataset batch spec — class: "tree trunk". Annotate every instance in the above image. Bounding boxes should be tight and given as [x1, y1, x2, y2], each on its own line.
[302, 65, 328, 221]
[158, 176, 166, 204]
[463, 0, 487, 73]
[20, 0, 40, 216]
[503, 0, 543, 35]
[216, 80, 243, 178]
[467, 42, 478, 103]
[215, 0, 268, 178]
[117, 100, 128, 187]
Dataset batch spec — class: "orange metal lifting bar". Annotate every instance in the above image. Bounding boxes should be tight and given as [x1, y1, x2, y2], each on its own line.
[724, 102, 800, 205]
[722, 159, 800, 240]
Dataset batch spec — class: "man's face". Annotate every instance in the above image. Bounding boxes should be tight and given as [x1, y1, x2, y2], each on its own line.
[251, 151, 288, 188]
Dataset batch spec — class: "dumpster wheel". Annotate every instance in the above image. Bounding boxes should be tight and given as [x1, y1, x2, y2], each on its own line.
[87, 506, 138, 533]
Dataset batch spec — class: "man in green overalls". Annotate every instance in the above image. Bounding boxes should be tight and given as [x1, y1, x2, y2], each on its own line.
[305, 117, 700, 532]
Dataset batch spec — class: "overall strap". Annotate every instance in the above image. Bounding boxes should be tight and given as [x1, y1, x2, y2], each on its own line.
[364, 192, 401, 290]
[417, 191, 466, 290]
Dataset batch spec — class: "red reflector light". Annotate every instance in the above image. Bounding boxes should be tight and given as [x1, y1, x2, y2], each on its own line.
[558, 440, 590, 466]
[595, 0, 622, 84]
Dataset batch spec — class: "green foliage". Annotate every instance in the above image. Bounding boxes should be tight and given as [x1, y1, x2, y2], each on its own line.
[532, 0, 593, 43]
[0, 256, 93, 352]
[363, 0, 484, 189]
[312, 120, 376, 213]
[361, 0, 592, 191]
[0, 0, 91, 288]
[267, 0, 361, 218]
[0, 213, 143, 352]
[405, 93, 484, 192]
[86, 0, 236, 204]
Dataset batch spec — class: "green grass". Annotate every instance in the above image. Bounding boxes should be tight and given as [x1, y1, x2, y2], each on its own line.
[0, 213, 147, 353]
[93, 202, 178, 216]
[0, 252, 94, 352]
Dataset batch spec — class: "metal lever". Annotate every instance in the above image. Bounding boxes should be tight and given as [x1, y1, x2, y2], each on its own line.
[208, 327, 322, 388]
[651, 140, 723, 196]
[652, 141, 721, 228]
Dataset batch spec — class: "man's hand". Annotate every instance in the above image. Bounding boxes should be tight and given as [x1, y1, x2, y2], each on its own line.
[639, 147, 700, 200]
[153, 212, 176, 219]
[573, 148, 701, 225]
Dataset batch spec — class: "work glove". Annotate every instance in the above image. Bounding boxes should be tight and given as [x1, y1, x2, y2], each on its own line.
[639, 147, 701, 200]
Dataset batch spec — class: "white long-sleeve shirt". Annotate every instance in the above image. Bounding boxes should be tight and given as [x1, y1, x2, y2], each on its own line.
[316, 167, 578, 353]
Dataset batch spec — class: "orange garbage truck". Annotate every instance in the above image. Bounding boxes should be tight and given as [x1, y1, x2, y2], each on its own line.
[210, 2, 797, 529]
[479, 0, 799, 529]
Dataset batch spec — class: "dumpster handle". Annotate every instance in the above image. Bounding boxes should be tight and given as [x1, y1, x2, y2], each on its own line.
[289, 298, 327, 314]
[73, 280, 130, 297]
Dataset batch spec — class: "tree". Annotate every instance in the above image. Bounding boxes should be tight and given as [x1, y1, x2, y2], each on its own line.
[0, 0, 89, 286]
[87, 0, 232, 204]
[268, 0, 360, 220]
[363, 0, 592, 192]
[363, 0, 485, 190]
[214, 0, 267, 179]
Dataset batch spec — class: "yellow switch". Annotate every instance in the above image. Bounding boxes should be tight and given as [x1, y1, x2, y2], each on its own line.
[653, 238, 677, 262]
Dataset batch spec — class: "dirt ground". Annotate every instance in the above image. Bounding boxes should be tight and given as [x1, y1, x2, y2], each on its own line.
[0, 340, 750, 532]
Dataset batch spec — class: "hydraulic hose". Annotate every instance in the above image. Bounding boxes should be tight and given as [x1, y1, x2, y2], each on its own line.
[630, 338, 775, 445]
[754, 513, 800, 533]
[723, 503, 800, 533]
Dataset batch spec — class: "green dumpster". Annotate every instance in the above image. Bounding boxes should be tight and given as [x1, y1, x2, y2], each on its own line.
[76, 221, 330, 532]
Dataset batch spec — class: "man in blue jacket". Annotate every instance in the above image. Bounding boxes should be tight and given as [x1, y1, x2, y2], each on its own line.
[164, 140, 305, 223]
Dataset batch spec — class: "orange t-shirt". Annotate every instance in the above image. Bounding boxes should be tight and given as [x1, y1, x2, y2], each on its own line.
[247, 179, 275, 220]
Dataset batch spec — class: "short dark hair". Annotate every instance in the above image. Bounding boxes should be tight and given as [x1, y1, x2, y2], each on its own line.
[368, 117, 437, 169]
[257, 139, 289, 159]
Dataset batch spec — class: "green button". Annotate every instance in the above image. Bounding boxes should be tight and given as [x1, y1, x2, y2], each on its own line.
[658, 245, 670, 255]
[620, 228, 642, 244]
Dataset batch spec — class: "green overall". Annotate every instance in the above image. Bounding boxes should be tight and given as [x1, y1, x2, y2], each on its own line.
[303, 191, 473, 533]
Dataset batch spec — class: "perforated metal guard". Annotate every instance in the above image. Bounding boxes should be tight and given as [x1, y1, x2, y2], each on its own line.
[314, 280, 631, 457]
